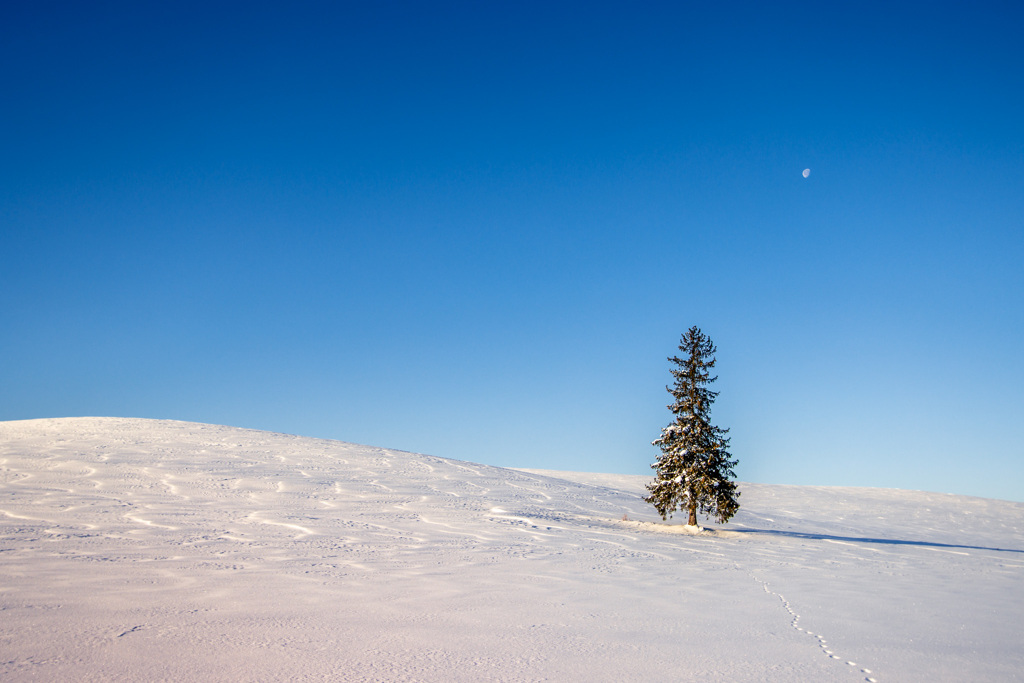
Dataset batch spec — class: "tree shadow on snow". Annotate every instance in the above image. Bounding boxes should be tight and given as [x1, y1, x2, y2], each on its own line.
[729, 528, 1024, 554]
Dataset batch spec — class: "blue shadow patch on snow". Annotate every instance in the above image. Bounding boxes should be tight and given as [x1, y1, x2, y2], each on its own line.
[730, 528, 1024, 554]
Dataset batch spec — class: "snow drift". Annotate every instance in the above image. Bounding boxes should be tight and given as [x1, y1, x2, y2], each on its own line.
[1, 418, 1022, 681]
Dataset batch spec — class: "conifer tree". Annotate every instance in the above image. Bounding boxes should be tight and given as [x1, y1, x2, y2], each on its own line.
[645, 326, 740, 525]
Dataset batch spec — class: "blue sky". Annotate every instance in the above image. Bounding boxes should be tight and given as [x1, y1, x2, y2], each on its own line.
[3, 1, 1022, 501]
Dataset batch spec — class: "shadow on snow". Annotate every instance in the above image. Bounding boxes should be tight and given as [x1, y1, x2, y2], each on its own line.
[729, 528, 1024, 554]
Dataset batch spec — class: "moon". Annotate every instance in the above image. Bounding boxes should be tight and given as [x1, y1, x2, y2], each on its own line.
[802, 168, 810, 178]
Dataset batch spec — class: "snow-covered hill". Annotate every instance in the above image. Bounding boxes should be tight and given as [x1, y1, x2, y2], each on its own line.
[2, 418, 1021, 681]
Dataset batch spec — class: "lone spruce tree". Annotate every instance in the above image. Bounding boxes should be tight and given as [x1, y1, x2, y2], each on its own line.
[645, 326, 740, 525]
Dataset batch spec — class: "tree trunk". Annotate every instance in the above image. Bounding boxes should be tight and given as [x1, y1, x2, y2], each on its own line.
[687, 501, 697, 526]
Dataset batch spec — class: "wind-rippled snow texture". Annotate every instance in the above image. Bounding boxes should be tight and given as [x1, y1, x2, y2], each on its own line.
[2, 418, 1022, 681]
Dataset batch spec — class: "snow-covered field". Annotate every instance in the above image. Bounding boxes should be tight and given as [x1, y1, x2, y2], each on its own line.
[1, 418, 1022, 681]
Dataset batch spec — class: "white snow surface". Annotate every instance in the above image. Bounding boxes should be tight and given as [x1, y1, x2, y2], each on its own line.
[2, 418, 1022, 682]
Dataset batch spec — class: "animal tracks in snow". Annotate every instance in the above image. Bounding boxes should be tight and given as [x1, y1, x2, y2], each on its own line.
[755, 576, 878, 682]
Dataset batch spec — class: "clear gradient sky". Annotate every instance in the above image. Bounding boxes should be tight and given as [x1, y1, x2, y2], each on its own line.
[3, 2, 1022, 501]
